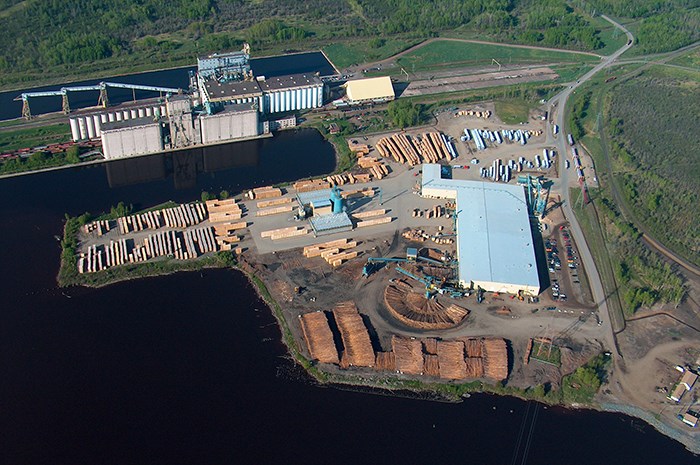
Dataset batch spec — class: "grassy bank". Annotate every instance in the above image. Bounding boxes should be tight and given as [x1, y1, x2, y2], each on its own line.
[0, 124, 71, 152]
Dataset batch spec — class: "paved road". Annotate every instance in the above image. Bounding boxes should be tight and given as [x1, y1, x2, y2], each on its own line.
[547, 15, 634, 357]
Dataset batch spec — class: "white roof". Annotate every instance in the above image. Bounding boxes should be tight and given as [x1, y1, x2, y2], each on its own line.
[345, 77, 395, 102]
[421, 164, 540, 292]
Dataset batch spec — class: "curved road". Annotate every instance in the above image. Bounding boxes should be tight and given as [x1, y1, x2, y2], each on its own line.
[548, 15, 634, 358]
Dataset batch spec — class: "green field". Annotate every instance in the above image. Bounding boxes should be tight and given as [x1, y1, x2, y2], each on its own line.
[669, 48, 700, 69]
[0, 123, 70, 152]
[397, 40, 599, 73]
[530, 341, 562, 366]
[585, 14, 630, 56]
[494, 99, 532, 124]
[323, 38, 419, 70]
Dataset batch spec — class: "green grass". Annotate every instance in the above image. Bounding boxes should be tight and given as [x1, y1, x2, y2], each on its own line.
[397, 40, 598, 73]
[494, 99, 531, 124]
[561, 353, 609, 405]
[323, 37, 420, 70]
[669, 48, 700, 70]
[552, 64, 596, 83]
[586, 14, 630, 56]
[0, 123, 71, 152]
[530, 341, 562, 366]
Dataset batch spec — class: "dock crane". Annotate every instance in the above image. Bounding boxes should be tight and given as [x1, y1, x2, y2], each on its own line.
[15, 81, 183, 119]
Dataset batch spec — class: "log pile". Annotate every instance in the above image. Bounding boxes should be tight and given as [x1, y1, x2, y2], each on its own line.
[392, 336, 423, 375]
[483, 338, 509, 381]
[341, 187, 375, 199]
[117, 203, 206, 233]
[457, 109, 491, 118]
[249, 186, 283, 200]
[465, 357, 485, 378]
[384, 285, 469, 329]
[82, 219, 111, 236]
[256, 197, 293, 209]
[423, 354, 440, 377]
[299, 311, 339, 364]
[256, 204, 295, 216]
[348, 141, 370, 155]
[437, 340, 467, 379]
[375, 352, 396, 371]
[357, 155, 390, 180]
[375, 132, 453, 166]
[333, 301, 375, 368]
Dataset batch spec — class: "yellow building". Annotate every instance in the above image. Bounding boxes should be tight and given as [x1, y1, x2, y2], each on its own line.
[344, 76, 395, 104]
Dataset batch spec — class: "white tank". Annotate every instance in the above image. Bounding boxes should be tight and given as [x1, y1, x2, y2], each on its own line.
[86, 117, 95, 139]
[115, 112, 123, 121]
[138, 108, 145, 117]
[100, 114, 108, 123]
[130, 109, 138, 119]
[108, 112, 116, 122]
[78, 117, 88, 140]
[92, 115, 101, 136]
[145, 107, 153, 116]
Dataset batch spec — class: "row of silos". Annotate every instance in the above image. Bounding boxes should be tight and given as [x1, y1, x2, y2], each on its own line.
[263, 85, 322, 114]
[69, 104, 167, 141]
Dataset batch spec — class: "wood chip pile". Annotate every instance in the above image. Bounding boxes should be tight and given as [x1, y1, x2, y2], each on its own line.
[333, 302, 375, 368]
[392, 336, 423, 375]
[437, 340, 467, 379]
[299, 312, 339, 364]
[375, 132, 453, 166]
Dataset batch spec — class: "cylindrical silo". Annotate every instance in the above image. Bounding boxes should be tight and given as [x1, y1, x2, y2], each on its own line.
[145, 107, 153, 117]
[130, 109, 137, 119]
[78, 117, 88, 140]
[92, 115, 101, 136]
[285, 90, 290, 112]
[108, 112, 116, 122]
[115, 112, 123, 121]
[69, 118, 80, 142]
[86, 117, 96, 139]
[138, 108, 145, 117]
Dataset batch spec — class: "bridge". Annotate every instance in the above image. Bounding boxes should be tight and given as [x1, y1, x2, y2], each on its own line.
[14, 82, 184, 119]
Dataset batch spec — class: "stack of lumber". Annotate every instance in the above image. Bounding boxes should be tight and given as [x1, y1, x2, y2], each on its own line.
[116, 203, 205, 233]
[465, 338, 483, 358]
[256, 204, 295, 216]
[384, 285, 469, 329]
[326, 173, 357, 186]
[250, 186, 283, 200]
[437, 340, 467, 379]
[375, 352, 396, 371]
[213, 221, 248, 237]
[423, 338, 438, 355]
[356, 216, 392, 228]
[352, 209, 385, 220]
[423, 354, 440, 377]
[351, 173, 371, 184]
[348, 141, 370, 155]
[299, 311, 339, 364]
[483, 338, 509, 381]
[303, 238, 358, 267]
[206, 199, 244, 222]
[457, 109, 491, 118]
[341, 187, 375, 199]
[392, 336, 423, 375]
[444, 304, 470, 323]
[82, 219, 111, 236]
[333, 301, 375, 368]
[261, 226, 308, 240]
[376, 133, 421, 165]
[357, 155, 390, 180]
[294, 179, 330, 193]
[256, 197, 293, 209]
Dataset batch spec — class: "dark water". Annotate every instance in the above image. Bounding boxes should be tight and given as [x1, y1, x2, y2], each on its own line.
[0, 51, 335, 120]
[0, 131, 697, 464]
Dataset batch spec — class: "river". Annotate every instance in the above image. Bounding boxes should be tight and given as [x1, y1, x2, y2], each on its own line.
[0, 51, 336, 121]
[0, 129, 696, 464]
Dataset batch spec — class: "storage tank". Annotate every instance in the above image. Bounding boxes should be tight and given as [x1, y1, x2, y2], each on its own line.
[78, 117, 88, 140]
[92, 115, 101, 136]
[69, 118, 80, 141]
[330, 186, 344, 214]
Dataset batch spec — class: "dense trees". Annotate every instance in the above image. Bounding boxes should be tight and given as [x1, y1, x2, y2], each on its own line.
[387, 100, 425, 128]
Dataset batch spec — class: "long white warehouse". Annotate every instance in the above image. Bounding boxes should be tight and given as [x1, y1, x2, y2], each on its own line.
[421, 164, 540, 295]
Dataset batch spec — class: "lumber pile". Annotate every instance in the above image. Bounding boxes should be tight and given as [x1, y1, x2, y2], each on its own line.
[82, 219, 111, 236]
[375, 352, 396, 371]
[333, 301, 375, 368]
[326, 172, 361, 186]
[356, 154, 390, 180]
[423, 338, 438, 355]
[299, 312, 339, 364]
[256, 197, 293, 209]
[256, 204, 295, 216]
[457, 109, 491, 118]
[465, 357, 485, 378]
[423, 354, 440, 377]
[352, 209, 385, 219]
[341, 187, 375, 199]
[116, 203, 206, 233]
[356, 216, 392, 228]
[465, 338, 483, 358]
[483, 338, 509, 381]
[303, 238, 359, 267]
[206, 199, 244, 222]
[260, 226, 308, 240]
[392, 336, 423, 375]
[249, 186, 283, 200]
[348, 141, 370, 155]
[437, 340, 467, 379]
[293, 179, 330, 193]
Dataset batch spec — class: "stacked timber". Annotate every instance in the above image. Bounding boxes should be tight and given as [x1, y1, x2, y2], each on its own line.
[115, 204, 205, 233]
[356, 216, 392, 228]
[392, 336, 423, 375]
[256, 197, 293, 209]
[260, 226, 308, 240]
[303, 238, 358, 267]
[457, 109, 491, 118]
[423, 354, 440, 377]
[348, 141, 370, 155]
[340, 187, 374, 199]
[293, 179, 330, 193]
[333, 301, 375, 368]
[375, 132, 453, 165]
[256, 204, 295, 216]
[351, 209, 385, 219]
[465, 357, 485, 378]
[299, 311, 340, 364]
[375, 352, 396, 371]
[206, 199, 244, 222]
[82, 220, 111, 236]
[326, 173, 357, 186]
[384, 285, 469, 329]
[249, 186, 283, 200]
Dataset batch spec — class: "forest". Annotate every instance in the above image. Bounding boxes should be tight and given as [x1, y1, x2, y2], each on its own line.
[0, 0, 618, 89]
